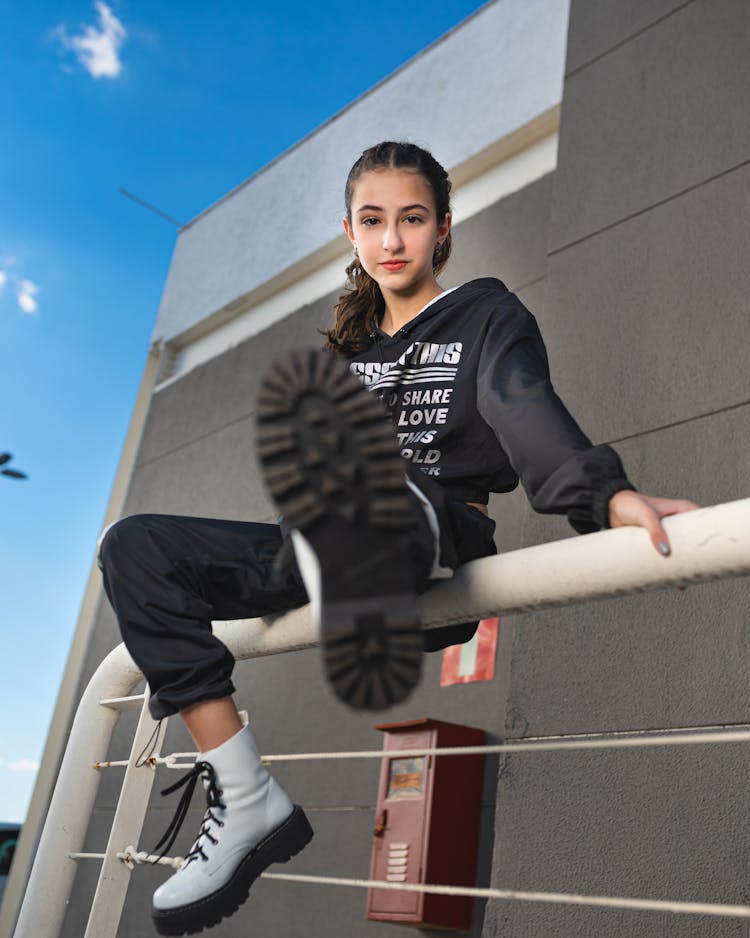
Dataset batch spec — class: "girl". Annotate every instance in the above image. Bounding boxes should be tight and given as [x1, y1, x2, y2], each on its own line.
[99, 141, 697, 935]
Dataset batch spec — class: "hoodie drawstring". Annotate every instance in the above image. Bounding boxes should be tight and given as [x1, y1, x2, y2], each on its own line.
[369, 329, 383, 364]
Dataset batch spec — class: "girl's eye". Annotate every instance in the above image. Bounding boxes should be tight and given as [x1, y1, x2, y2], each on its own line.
[361, 217, 380, 226]
[404, 215, 424, 224]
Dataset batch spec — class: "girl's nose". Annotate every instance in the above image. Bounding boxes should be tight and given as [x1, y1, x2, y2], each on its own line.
[382, 224, 404, 252]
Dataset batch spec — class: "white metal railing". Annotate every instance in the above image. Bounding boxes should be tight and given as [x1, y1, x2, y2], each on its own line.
[12, 498, 750, 938]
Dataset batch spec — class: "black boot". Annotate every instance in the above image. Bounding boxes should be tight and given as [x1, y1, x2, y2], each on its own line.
[256, 348, 423, 710]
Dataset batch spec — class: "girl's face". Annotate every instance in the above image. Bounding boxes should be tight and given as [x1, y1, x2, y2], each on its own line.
[343, 167, 451, 300]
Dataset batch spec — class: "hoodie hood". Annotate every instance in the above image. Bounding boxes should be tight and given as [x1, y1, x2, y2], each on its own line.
[368, 278, 508, 342]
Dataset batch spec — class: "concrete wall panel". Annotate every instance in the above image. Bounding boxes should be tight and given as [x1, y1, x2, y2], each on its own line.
[446, 173, 553, 292]
[551, 0, 750, 251]
[485, 743, 750, 938]
[139, 294, 335, 466]
[565, 0, 689, 75]
[125, 416, 277, 523]
[515, 278, 547, 326]
[505, 574, 750, 739]
[542, 162, 750, 442]
[488, 486, 527, 557]
[506, 403, 750, 739]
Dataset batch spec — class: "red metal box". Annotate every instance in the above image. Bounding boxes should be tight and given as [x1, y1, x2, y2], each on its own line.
[366, 718, 486, 930]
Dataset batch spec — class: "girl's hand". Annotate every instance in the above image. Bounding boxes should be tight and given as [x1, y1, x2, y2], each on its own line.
[608, 490, 700, 556]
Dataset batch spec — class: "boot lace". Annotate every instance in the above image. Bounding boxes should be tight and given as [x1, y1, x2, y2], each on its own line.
[152, 761, 226, 866]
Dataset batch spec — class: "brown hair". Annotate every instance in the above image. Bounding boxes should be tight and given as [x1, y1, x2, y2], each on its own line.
[323, 141, 452, 357]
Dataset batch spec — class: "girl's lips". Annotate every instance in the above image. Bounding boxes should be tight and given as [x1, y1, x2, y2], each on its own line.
[381, 261, 408, 270]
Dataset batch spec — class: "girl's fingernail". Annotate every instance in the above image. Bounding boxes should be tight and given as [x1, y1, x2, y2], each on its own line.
[658, 541, 670, 556]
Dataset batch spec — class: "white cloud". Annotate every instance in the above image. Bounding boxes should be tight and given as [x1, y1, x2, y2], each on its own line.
[54, 2, 127, 79]
[0, 758, 40, 773]
[17, 279, 39, 314]
[0, 258, 42, 315]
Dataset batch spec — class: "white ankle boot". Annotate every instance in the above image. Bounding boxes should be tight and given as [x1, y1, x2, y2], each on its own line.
[151, 725, 313, 936]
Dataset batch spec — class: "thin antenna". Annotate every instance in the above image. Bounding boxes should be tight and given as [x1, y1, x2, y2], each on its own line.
[118, 188, 185, 228]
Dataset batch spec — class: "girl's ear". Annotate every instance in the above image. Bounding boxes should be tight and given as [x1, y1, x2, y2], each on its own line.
[342, 217, 355, 247]
[437, 212, 452, 243]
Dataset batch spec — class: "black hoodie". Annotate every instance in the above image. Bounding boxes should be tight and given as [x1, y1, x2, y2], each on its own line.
[348, 278, 634, 534]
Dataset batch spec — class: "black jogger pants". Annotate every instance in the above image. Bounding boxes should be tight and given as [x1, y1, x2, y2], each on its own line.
[98, 473, 497, 720]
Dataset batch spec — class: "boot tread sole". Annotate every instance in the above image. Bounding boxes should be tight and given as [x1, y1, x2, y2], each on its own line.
[256, 349, 422, 711]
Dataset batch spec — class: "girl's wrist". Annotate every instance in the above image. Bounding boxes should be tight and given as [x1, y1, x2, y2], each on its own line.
[593, 480, 636, 530]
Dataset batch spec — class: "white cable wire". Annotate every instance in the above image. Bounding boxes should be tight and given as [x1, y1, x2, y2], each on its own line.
[259, 727, 750, 761]
[92, 725, 750, 770]
[69, 852, 750, 919]
[119, 846, 183, 870]
[69, 850, 183, 870]
[261, 872, 750, 919]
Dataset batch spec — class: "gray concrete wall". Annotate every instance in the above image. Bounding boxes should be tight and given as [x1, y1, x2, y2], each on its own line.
[483, 1, 750, 935]
[59, 174, 553, 938]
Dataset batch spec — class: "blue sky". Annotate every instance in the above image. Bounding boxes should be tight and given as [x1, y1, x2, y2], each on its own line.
[0, 0, 489, 823]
